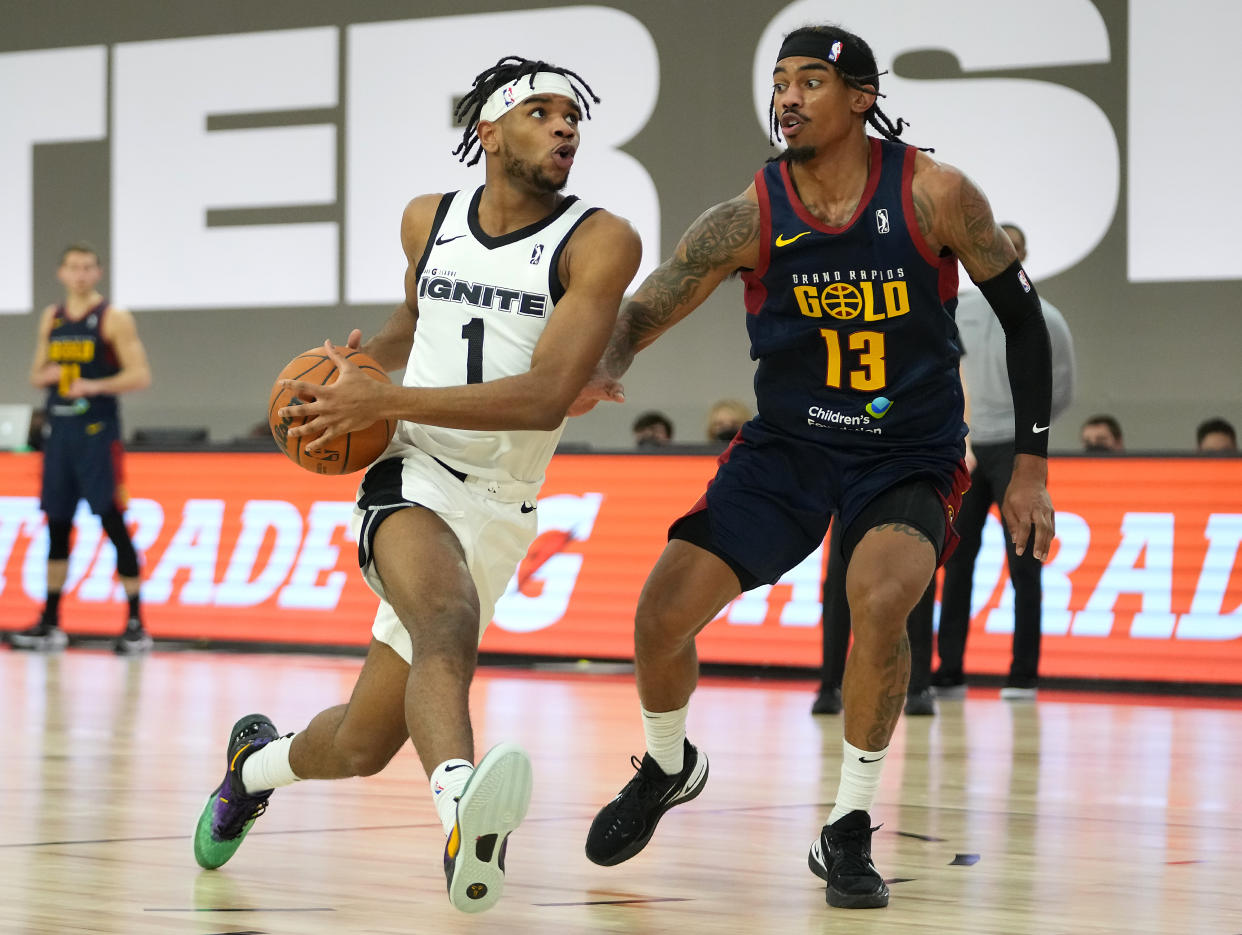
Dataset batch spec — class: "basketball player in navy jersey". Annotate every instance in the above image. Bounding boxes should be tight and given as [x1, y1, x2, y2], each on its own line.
[574, 25, 1055, 909]
[9, 244, 153, 654]
[192, 56, 641, 914]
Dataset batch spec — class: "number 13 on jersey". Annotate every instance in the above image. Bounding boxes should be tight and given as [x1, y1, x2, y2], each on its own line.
[820, 329, 886, 391]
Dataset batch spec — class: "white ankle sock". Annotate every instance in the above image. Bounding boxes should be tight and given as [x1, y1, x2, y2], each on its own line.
[827, 739, 888, 824]
[641, 703, 688, 775]
[241, 734, 301, 794]
[430, 759, 473, 835]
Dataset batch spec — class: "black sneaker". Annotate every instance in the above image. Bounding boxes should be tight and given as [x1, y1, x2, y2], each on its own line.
[114, 618, 153, 654]
[903, 687, 937, 716]
[811, 685, 842, 715]
[8, 619, 68, 651]
[585, 737, 708, 866]
[193, 714, 280, 869]
[930, 669, 966, 699]
[808, 810, 890, 909]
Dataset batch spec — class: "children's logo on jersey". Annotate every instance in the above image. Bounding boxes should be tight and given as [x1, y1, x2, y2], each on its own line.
[865, 396, 893, 419]
[828, 40, 844, 62]
[1018, 270, 1031, 293]
[86, 314, 97, 329]
[530, 244, 544, 265]
[807, 404, 882, 435]
[875, 209, 890, 234]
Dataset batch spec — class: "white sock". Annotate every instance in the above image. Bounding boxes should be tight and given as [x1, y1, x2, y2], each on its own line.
[241, 734, 301, 794]
[430, 759, 473, 835]
[827, 739, 888, 825]
[641, 703, 688, 775]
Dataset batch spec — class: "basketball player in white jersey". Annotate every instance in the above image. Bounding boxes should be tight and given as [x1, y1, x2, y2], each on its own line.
[192, 56, 641, 914]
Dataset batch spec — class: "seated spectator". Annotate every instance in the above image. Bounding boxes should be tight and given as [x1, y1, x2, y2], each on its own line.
[632, 411, 674, 448]
[1081, 414, 1124, 452]
[1196, 417, 1238, 452]
[705, 399, 751, 443]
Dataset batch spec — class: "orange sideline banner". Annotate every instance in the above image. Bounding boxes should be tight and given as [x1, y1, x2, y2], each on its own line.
[1, 452, 1240, 683]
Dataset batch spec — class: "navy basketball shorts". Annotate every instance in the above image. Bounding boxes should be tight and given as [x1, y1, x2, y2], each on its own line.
[669, 420, 969, 591]
[40, 417, 125, 519]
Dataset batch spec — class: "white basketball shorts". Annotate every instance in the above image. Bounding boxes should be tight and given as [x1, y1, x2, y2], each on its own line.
[350, 444, 538, 664]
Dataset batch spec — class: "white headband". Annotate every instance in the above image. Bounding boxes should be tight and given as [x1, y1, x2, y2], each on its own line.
[479, 71, 578, 124]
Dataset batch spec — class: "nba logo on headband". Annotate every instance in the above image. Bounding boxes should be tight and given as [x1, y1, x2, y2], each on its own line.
[828, 40, 843, 62]
[480, 72, 580, 124]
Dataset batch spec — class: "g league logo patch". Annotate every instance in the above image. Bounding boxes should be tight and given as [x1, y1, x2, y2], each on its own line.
[875, 208, 890, 234]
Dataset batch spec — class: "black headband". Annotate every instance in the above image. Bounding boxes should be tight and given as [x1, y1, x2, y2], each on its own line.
[776, 32, 880, 91]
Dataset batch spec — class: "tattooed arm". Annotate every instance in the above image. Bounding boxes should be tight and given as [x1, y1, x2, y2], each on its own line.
[914, 153, 1055, 562]
[569, 189, 761, 415]
[909, 153, 1017, 281]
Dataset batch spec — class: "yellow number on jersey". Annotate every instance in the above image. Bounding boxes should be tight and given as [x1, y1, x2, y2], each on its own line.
[819, 329, 887, 391]
[57, 363, 81, 397]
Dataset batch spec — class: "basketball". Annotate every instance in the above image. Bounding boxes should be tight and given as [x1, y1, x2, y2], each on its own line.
[267, 346, 396, 475]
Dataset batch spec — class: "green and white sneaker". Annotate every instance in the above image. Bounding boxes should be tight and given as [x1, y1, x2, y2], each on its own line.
[443, 742, 533, 913]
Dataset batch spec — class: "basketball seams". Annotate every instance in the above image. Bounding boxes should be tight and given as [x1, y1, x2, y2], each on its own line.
[268, 347, 393, 475]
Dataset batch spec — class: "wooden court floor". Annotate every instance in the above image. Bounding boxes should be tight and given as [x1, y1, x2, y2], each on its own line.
[3, 648, 1242, 934]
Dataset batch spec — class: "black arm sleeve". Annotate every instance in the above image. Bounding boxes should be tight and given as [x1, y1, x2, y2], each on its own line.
[973, 260, 1052, 457]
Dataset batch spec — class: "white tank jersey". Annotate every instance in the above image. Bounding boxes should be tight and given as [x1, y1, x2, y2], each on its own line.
[394, 186, 598, 484]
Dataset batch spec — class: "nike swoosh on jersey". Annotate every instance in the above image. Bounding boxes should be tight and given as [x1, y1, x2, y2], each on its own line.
[435, 234, 466, 246]
[774, 231, 812, 247]
[1032, 423, 1050, 434]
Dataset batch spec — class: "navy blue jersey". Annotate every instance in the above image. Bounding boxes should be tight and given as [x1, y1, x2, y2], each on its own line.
[44, 299, 119, 421]
[741, 138, 965, 450]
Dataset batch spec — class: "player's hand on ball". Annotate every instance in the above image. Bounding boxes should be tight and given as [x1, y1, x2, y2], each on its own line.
[281, 340, 390, 452]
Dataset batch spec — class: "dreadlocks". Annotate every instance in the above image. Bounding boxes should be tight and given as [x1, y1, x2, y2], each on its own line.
[767, 25, 932, 153]
[453, 56, 601, 167]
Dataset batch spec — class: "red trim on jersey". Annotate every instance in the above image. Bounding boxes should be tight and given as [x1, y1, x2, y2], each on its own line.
[94, 302, 120, 369]
[753, 168, 772, 276]
[675, 430, 745, 521]
[779, 137, 882, 234]
[935, 459, 973, 567]
[901, 147, 941, 268]
[742, 169, 772, 316]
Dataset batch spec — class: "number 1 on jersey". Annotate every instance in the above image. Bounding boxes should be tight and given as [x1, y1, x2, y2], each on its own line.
[461, 318, 484, 384]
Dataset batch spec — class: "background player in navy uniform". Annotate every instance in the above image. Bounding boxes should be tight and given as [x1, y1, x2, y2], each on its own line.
[191, 56, 641, 914]
[573, 25, 1055, 910]
[935, 223, 1077, 700]
[10, 244, 152, 654]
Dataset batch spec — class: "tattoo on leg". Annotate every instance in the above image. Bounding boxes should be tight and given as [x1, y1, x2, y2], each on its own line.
[865, 635, 911, 750]
[872, 522, 931, 546]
